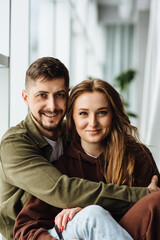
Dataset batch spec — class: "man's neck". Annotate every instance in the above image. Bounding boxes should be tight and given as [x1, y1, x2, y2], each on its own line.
[38, 123, 60, 141]
[43, 131, 59, 141]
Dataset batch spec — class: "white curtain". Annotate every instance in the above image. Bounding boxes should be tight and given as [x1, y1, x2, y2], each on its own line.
[104, 25, 134, 84]
[140, 0, 160, 169]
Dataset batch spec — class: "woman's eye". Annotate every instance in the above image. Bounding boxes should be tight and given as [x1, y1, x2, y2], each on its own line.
[79, 112, 88, 116]
[98, 111, 107, 115]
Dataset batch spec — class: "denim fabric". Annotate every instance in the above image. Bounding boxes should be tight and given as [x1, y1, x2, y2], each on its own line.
[49, 205, 133, 240]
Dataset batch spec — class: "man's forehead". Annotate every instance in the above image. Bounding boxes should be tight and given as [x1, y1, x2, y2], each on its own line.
[28, 77, 68, 94]
[34, 77, 66, 87]
[38, 76, 65, 83]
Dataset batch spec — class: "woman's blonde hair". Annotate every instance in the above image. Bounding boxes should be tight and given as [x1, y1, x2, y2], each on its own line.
[67, 79, 143, 186]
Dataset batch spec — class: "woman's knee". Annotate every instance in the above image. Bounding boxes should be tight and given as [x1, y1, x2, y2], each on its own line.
[141, 192, 160, 210]
[83, 205, 109, 216]
[80, 205, 111, 224]
[120, 191, 160, 225]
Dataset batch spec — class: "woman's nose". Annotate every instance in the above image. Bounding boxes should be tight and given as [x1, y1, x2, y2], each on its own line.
[89, 115, 98, 127]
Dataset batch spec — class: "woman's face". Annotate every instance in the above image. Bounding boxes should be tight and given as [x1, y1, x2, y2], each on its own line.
[73, 91, 113, 147]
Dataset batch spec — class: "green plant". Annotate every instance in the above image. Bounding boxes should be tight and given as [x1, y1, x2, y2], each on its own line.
[114, 69, 137, 118]
[115, 69, 136, 91]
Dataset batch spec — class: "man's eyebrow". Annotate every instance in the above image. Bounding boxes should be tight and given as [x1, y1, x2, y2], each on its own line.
[56, 90, 67, 93]
[35, 90, 67, 94]
[55, 90, 68, 96]
[35, 90, 48, 95]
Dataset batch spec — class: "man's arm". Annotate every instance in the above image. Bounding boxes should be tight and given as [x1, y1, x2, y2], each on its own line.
[148, 175, 160, 192]
[1, 136, 149, 215]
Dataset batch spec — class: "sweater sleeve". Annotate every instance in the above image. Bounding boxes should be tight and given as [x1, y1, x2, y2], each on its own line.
[14, 196, 57, 240]
[134, 145, 160, 187]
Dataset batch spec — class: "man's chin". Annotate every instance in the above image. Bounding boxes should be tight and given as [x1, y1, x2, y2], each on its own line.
[31, 112, 64, 131]
[44, 126, 58, 131]
[42, 119, 64, 131]
[41, 123, 59, 131]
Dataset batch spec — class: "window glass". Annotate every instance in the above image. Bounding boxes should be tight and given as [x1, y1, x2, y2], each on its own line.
[0, 0, 10, 138]
[0, 0, 10, 56]
[30, 0, 56, 63]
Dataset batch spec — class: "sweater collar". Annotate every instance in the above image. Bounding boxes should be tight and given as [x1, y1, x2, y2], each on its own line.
[69, 141, 103, 164]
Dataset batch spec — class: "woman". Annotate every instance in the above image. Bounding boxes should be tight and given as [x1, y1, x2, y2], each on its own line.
[64, 78, 157, 188]
[14, 79, 160, 240]
[52, 78, 160, 237]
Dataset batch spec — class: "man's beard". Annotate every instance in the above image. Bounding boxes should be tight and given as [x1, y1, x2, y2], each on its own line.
[31, 111, 64, 131]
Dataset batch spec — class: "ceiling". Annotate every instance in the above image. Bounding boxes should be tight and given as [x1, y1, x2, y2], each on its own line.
[96, 0, 151, 25]
[96, 0, 151, 10]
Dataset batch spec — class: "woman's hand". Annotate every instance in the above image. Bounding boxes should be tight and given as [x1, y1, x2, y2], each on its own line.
[148, 175, 160, 193]
[54, 207, 82, 232]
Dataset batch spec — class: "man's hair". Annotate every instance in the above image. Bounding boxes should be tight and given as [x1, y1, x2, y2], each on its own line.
[25, 57, 69, 89]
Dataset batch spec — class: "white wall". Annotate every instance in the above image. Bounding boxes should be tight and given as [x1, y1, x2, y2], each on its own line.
[0, 0, 29, 237]
[0, 0, 10, 139]
[9, 0, 29, 127]
[0, 68, 9, 138]
[0, 0, 10, 56]
[29, 0, 106, 88]
[0, 0, 29, 139]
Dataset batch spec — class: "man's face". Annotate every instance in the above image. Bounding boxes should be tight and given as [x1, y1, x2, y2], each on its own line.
[22, 77, 68, 139]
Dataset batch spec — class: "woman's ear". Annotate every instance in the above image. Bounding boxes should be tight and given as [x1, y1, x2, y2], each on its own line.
[22, 89, 29, 106]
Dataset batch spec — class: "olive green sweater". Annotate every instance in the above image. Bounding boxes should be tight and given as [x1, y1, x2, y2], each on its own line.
[0, 113, 149, 240]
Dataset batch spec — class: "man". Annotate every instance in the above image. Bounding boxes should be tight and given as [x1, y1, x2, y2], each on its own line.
[0, 57, 153, 240]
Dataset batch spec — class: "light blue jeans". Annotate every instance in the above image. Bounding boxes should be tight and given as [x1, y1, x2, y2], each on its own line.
[49, 205, 133, 240]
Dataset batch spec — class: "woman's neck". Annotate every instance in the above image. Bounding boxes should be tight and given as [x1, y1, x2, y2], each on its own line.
[81, 140, 103, 157]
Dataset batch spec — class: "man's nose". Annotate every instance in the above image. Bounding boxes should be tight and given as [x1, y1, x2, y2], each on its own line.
[47, 97, 56, 111]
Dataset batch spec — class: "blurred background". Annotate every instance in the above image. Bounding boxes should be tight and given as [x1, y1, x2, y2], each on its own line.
[0, 0, 160, 238]
[0, 0, 160, 176]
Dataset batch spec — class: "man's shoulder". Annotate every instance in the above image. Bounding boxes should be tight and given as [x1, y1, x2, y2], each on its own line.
[1, 113, 38, 144]
[1, 119, 27, 142]
[0, 114, 49, 151]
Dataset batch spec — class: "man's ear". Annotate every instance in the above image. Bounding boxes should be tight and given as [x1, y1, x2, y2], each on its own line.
[22, 89, 29, 106]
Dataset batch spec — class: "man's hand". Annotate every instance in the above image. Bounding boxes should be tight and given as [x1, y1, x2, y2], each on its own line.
[148, 175, 160, 193]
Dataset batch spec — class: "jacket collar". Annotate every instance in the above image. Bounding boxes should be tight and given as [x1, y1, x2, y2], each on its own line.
[24, 113, 50, 149]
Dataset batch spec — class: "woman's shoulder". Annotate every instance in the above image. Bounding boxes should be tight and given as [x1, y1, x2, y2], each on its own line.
[126, 140, 152, 157]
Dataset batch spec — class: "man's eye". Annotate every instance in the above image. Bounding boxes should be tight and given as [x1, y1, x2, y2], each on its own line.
[79, 112, 88, 116]
[39, 94, 46, 98]
[55, 93, 66, 98]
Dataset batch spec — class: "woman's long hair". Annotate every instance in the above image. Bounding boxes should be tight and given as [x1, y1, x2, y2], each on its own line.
[67, 79, 144, 186]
